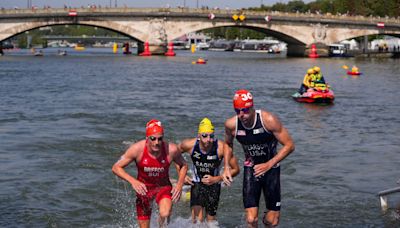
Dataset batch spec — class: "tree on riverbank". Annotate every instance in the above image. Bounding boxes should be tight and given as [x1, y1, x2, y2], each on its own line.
[248, 0, 400, 18]
[15, 25, 120, 48]
[203, 0, 399, 40]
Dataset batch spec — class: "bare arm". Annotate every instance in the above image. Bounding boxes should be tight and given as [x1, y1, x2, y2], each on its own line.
[170, 143, 188, 202]
[222, 116, 236, 186]
[176, 138, 196, 185]
[111, 140, 148, 195]
[201, 140, 237, 185]
[253, 111, 295, 177]
[229, 156, 240, 178]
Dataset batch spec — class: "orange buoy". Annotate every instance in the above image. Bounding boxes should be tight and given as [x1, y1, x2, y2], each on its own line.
[139, 41, 151, 56]
[164, 42, 176, 56]
[308, 44, 319, 58]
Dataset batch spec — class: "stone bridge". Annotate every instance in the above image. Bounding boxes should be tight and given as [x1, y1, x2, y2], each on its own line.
[1, 7, 400, 56]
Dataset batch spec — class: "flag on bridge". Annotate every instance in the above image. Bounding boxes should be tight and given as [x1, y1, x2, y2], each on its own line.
[68, 10, 77, 17]
[376, 22, 385, 28]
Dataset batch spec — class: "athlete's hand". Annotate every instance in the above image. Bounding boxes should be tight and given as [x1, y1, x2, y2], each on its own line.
[201, 175, 218, 185]
[253, 162, 272, 178]
[222, 167, 233, 186]
[184, 175, 194, 186]
[171, 184, 182, 203]
[131, 180, 147, 196]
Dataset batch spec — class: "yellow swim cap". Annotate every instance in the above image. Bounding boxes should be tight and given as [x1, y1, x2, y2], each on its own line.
[198, 118, 214, 133]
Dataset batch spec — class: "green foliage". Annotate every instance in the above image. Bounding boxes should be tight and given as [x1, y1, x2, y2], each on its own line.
[205, 0, 400, 40]
[248, 0, 400, 17]
[203, 27, 266, 40]
[13, 25, 121, 47]
[9, 1, 400, 46]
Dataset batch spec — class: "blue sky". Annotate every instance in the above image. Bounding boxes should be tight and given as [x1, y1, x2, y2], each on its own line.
[1, 1, 311, 9]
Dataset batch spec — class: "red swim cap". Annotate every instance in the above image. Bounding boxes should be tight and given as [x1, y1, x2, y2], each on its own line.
[233, 89, 254, 109]
[146, 119, 164, 137]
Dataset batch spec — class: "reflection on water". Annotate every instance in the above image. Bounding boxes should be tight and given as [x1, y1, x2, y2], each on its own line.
[0, 49, 399, 227]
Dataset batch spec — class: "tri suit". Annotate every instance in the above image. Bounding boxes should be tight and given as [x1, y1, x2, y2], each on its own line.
[189, 138, 222, 216]
[235, 110, 281, 211]
[135, 141, 172, 220]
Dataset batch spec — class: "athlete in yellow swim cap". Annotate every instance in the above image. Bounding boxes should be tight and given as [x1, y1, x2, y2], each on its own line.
[177, 118, 240, 225]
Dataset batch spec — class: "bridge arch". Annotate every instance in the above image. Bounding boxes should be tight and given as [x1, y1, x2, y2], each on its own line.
[0, 19, 147, 43]
[166, 22, 307, 56]
[2, 8, 400, 56]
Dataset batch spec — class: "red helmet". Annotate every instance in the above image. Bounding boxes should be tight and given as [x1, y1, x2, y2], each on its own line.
[146, 119, 164, 137]
[233, 89, 254, 109]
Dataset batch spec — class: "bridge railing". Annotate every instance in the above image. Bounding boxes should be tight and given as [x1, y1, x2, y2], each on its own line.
[1, 7, 400, 24]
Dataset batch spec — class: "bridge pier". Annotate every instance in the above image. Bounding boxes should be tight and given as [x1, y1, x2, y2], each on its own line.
[286, 44, 306, 57]
[304, 43, 329, 57]
[137, 42, 167, 55]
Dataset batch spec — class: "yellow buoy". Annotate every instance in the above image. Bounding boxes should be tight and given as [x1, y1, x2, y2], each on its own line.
[181, 190, 191, 202]
[191, 44, 196, 53]
[113, 42, 118, 53]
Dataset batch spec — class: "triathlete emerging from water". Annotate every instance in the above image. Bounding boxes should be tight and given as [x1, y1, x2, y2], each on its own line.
[112, 119, 188, 228]
[177, 118, 240, 225]
[222, 90, 295, 227]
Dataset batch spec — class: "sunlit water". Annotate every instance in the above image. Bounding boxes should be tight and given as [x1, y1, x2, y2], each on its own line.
[1, 48, 399, 227]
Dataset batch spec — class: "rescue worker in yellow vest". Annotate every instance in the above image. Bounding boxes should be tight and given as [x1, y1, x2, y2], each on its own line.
[351, 65, 359, 73]
[298, 68, 315, 94]
[311, 66, 327, 91]
[313, 66, 325, 84]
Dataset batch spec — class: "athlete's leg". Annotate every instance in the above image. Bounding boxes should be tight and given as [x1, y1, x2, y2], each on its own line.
[263, 166, 281, 227]
[206, 214, 216, 221]
[263, 210, 280, 227]
[158, 198, 172, 227]
[136, 193, 152, 228]
[245, 207, 259, 228]
[243, 167, 262, 228]
[205, 184, 220, 223]
[206, 217, 219, 228]
[191, 205, 203, 223]
[138, 219, 150, 228]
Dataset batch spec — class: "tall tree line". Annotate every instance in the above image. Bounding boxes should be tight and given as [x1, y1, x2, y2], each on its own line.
[205, 0, 400, 40]
[250, 0, 400, 18]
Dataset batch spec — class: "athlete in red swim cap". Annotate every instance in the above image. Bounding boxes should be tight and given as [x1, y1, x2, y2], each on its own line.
[112, 119, 188, 228]
[222, 89, 295, 227]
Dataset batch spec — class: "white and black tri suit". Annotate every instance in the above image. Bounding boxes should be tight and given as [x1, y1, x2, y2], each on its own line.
[189, 138, 222, 216]
[236, 110, 281, 211]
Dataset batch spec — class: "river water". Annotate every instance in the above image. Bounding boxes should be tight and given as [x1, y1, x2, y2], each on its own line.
[1, 48, 399, 227]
